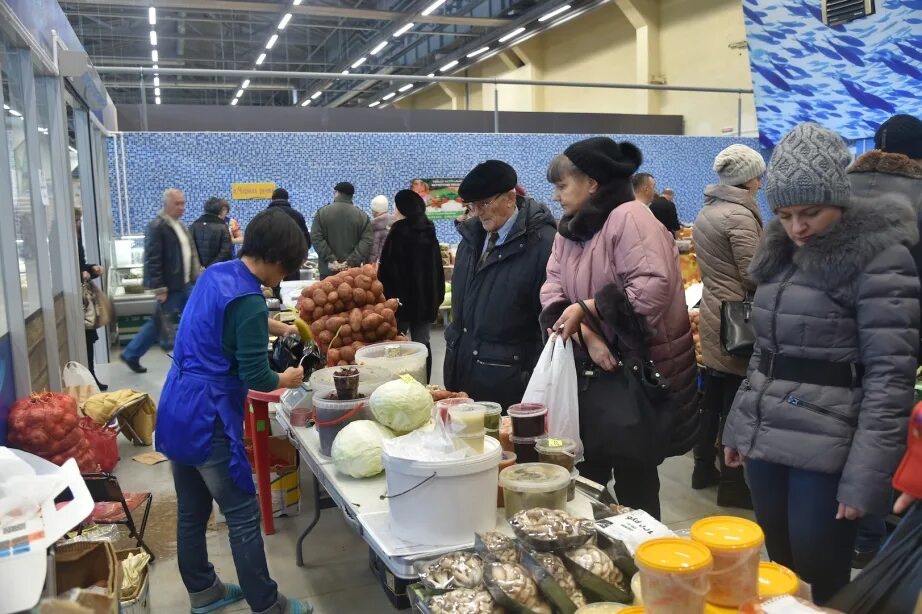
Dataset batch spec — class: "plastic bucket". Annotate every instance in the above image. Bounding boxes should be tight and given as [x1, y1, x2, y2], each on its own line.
[382, 436, 502, 546]
[314, 397, 372, 457]
[691, 516, 764, 607]
[635, 538, 712, 614]
[355, 341, 429, 384]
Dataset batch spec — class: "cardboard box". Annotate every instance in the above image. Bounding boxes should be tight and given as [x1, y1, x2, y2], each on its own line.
[54, 541, 120, 614]
[116, 548, 150, 614]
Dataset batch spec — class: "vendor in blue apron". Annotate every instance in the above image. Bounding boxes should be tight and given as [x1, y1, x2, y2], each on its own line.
[156, 208, 310, 614]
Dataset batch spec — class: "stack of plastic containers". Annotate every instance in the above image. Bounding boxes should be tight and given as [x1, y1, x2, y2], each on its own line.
[507, 402, 548, 463]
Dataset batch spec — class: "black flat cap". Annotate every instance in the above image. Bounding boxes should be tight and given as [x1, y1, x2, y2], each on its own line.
[458, 160, 517, 202]
[271, 187, 289, 201]
[394, 189, 426, 218]
[334, 181, 355, 196]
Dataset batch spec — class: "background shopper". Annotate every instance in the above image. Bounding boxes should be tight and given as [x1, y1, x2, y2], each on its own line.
[156, 208, 310, 614]
[444, 160, 556, 409]
[650, 191, 681, 237]
[266, 188, 311, 281]
[723, 123, 919, 604]
[122, 188, 200, 373]
[191, 197, 234, 268]
[75, 206, 107, 391]
[368, 194, 392, 263]
[691, 144, 766, 508]
[540, 137, 697, 519]
[310, 181, 373, 278]
[377, 190, 445, 380]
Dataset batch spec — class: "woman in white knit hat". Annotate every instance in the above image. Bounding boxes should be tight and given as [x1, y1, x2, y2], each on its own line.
[691, 144, 766, 506]
[368, 194, 392, 263]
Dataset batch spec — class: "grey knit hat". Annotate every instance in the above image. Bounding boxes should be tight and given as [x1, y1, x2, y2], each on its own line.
[764, 122, 851, 212]
[713, 144, 766, 185]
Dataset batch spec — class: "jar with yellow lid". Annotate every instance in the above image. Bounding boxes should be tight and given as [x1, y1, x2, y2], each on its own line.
[757, 562, 799, 598]
[635, 538, 712, 614]
[690, 516, 764, 607]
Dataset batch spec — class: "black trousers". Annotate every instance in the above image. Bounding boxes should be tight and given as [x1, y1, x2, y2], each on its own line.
[579, 458, 661, 520]
[694, 369, 744, 463]
[85, 328, 99, 376]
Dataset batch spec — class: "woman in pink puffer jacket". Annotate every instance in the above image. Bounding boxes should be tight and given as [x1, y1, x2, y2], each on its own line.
[540, 137, 696, 519]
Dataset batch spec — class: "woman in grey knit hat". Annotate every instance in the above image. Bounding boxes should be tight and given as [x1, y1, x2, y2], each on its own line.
[722, 123, 919, 603]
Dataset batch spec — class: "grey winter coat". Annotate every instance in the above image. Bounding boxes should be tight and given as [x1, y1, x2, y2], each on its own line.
[693, 184, 763, 376]
[723, 200, 919, 516]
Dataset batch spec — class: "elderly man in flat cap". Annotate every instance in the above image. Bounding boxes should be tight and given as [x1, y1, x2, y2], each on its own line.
[444, 160, 557, 409]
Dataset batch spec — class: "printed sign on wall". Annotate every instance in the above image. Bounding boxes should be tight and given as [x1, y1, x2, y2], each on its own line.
[231, 182, 276, 200]
[411, 178, 466, 220]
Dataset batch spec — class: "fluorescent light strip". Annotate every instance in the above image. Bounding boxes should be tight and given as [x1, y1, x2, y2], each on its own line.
[235, 89, 244, 98]
[155, 96, 161, 104]
[467, 46, 489, 58]
[9, 109, 22, 117]
[369, 101, 380, 107]
[149, 31, 157, 46]
[370, 41, 388, 55]
[242, 79, 250, 88]
[420, 0, 446, 16]
[311, 91, 322, 100]
[551, 10, 583, 27]
[499, 27, 526, 43]
[394, 23, 414, 37]
[154, 87, 161, 96]
[278, 13, 292, 29]
[300, 99, 310, 106]
[256, 53, 266, 65]
[231, 98, 238, 105]
[427, 73, 435, 78]
[382, 92, 396, 101]
[341, 70, 350, 75]
[151, 49, 158, 62]
[440, 60, 459, 72]
[148, 7, 156, 25]
[153, 76, 160, 87]
[293, 0, 303, 4]
[351, 57, 367, 68]
[266, 34, 278, 49]
[398, 84, 413, 92]
[152, 64, 159, 70]
[539, 4, 570, 21]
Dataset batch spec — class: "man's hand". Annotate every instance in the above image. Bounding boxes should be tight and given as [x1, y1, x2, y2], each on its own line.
[279, 366, 305, 389]
[724, 447, 743, 468]
[91, 265, 102, 276]
[82, 271, 91, 282]
[156, 291, 168, 304]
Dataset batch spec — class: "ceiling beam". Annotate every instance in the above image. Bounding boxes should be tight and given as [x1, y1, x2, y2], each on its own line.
[60, 0, 511, 27]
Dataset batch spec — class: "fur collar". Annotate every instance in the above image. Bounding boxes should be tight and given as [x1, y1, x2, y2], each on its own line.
[558, 182, 636, 241]
[849, 150, 922, 180]
[749, 198, 918, 288]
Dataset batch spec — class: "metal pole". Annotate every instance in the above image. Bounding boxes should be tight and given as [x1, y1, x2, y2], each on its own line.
[737, 93, 742, 137]
[138, 70, 149, 131]
[494, 82, 499, 134]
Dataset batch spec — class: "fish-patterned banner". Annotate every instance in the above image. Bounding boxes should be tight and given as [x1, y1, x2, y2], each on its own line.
[744, 0, 922, 147]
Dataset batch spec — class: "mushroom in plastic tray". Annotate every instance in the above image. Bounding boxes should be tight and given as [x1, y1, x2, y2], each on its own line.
[475, 531, 519, 564]
[427, 588, 505, 614]
[561, 543, 633, 604]
[417, 551, 485, 590]
[515, 545, 585, 614]
[483, 562, 553, 614]
[509, 508, 595, 552]
[528, 550, 587, 609]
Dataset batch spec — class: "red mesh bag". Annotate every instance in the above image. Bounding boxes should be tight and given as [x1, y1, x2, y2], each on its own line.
[7, 392, 98, 472]
[79, 416, 119, 472]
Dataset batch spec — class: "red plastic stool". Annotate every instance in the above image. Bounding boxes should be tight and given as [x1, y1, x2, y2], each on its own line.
[246, 388, 286, 535]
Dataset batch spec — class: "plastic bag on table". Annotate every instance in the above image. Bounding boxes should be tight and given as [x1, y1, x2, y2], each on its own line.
[482, 562, 552, 614]
[415, 551, 485, 590]
[521, 336, 583, 462]
[561, 543, 633, 604]
[78, 416, 119, 472]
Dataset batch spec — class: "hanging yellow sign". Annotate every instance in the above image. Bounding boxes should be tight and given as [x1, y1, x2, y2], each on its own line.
[231, 182, 276, 200]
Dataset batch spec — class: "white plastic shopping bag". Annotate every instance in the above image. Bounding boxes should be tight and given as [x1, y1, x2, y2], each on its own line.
[521, 335, 583, 462]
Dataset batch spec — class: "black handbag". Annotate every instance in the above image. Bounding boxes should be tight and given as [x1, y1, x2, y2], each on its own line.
[719, 296, 755, 357]
[575, 301, 673, 465]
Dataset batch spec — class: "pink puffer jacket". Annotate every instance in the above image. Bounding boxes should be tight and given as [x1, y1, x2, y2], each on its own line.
[540, 200, 698, 456]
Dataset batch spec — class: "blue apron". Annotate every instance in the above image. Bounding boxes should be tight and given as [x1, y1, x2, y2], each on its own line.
[155, 259, 264, 493]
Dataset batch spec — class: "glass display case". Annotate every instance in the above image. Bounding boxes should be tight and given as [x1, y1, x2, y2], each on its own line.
[109, 235, 155, 345]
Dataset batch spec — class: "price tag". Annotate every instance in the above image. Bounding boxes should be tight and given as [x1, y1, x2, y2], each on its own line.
[399, 374, 417, 385]
[546, 438, 564, 448]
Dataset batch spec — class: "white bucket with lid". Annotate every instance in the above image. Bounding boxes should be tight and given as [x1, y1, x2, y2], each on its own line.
[382, 436, 501, 546]
[355, 341, 428, 385]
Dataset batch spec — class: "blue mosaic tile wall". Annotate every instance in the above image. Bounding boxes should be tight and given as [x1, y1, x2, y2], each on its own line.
[108, 132, 767, 244]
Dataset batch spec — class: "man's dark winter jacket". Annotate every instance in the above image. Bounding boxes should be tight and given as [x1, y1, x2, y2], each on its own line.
[191, 212, 233, 268]
[444, 197, 556, 409]
[650, 196, 681, 235]
[268, 199, 312, 281]
[143, 214, 200, 293]
[378, 214, 445, 324]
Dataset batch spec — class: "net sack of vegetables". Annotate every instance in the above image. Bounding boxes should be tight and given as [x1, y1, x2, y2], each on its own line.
[7, 391, 98, 472]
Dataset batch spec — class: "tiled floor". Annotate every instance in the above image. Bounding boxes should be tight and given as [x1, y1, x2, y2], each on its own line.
[97, 330, 749, 614]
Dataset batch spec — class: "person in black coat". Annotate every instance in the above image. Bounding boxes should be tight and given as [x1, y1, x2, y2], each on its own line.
[650, 194, 681, 237]
[267, 188, 311, 281]
[75, 207, 107, 391]
[378, 190, 445, 380]
[192, 197, 234, 267]
[444, 160, 557, 409]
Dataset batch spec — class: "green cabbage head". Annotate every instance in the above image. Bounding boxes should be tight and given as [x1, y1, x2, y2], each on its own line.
[331, 420, 395, 478]
[370, 378, 434, 433]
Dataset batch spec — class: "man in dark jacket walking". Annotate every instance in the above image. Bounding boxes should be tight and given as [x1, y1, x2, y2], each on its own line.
[122, 188, 200, 373]
[444, 160, 556, 409]
[192, 197, 233, 267]
[267, 188, 311, 281]
[310, 182, 373, 278]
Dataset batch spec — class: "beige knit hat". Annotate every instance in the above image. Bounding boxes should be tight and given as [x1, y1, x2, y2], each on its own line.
[713, 144, 766, 186]
[370, 195, 389, 214]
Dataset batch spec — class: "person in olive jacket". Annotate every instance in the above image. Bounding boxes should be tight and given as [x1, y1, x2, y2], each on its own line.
[377, 190, 445, 381]
[723, 123, 919, 604]
[444, 160, 556, 410]
[310, 182, 373, 279]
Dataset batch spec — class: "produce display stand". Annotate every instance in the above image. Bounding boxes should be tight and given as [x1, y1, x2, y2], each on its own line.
[275, 410, 595, 604]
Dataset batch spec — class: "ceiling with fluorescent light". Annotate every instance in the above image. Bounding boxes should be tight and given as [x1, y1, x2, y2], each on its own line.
[59, 0, 607, 108]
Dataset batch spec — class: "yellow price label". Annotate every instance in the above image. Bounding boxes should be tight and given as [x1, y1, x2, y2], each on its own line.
[399, 374, 417, 384]
[546, 438, 564, 447]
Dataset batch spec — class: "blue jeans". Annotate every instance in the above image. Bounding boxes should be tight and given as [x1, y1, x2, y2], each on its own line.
[172, 419, 287, 614]
[745, 457, 858, 605]
[123, 284, 192, 361]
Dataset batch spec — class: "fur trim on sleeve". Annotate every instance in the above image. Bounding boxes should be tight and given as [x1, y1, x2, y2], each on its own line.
[594, 281, 654, 344]
[539, 300, 569, 334]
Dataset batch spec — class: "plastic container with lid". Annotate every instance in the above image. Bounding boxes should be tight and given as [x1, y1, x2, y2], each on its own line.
[535, 436, 578, 472]
[511, 435, 540, 463]
[309, 365, 395, 403]
[498, 462, 570, 519]
[355, 341, 429, 384]
[480, 402, 503, 431]
[435, 397, 471, 424]
[568, 469, 579, 502]
[496, 450, 517, 507]
[447, 403, 486, 436]
[575, 604, 638, 613]
[691, 516, 764, 607]
[635, 538, 713, 614]
[313, 397, 372, 456]
[508, 403, 548, 437]
[757, 562, 798, 598]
